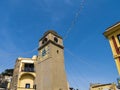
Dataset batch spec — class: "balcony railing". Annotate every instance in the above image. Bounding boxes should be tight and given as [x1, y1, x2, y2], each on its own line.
[22, 68, 35, 72]
[17, 87, 35, 90]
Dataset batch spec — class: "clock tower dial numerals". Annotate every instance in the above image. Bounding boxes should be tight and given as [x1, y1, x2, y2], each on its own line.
[42, 49, 47, 57]
[39, 46, 49, 60]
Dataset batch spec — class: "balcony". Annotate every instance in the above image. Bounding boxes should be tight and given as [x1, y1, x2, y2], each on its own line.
[22, 68, 34, 72]
[17, 87, 35, 90]
[21, 63, 35, 72]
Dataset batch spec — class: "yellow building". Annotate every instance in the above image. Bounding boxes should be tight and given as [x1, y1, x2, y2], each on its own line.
[90, 83, 116, 90]
[9, 56, 37, 90]
[104, 22, 120, 75]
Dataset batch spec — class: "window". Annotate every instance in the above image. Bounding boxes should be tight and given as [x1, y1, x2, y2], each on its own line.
[24, 64, 34, 72]
[25, 83, 30, 88]
[117, 34, 120, 43]
[42, 38, 48, 44]
[33, 85, 36, 89]
[57, 50, 59, 54]
[54, 37, 58, 43]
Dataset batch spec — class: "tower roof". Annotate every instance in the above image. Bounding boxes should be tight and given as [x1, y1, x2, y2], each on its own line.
[44, 30, 58, 36]
[39, 30, 62, 41]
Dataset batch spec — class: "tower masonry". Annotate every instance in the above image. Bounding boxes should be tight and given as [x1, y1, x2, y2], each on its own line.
[36, 30, 69, 90]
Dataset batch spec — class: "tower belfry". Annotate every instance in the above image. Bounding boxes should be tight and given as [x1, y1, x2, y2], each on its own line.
[36, 30, 68, 90]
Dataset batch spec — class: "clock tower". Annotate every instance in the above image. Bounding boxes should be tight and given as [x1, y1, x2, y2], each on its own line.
[36, 30, 69, 90]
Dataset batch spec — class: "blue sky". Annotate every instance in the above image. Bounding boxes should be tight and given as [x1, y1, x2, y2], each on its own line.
[0, 0, 120, 90]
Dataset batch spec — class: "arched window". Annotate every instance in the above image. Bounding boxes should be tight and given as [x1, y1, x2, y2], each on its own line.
[54, 37, 58, 43]
[42, 38, 48, 44]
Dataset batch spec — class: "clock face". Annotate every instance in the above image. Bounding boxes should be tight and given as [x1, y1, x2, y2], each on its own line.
[40, 46, 49, 58]
[42, 49, 47, 57]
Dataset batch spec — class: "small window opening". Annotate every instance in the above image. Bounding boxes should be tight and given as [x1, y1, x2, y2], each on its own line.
[42, 38, 48, 44]
[42, 41, 44, 44]
[44, 38, 48, 42]
[54, 37, 58, 43]
[25, 83, 30, 88]
[57, 50, 59, 54]
[33, 84, 36, 89]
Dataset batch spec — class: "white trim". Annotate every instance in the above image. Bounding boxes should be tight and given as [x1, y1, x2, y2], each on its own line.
[21, 60, 34, 63]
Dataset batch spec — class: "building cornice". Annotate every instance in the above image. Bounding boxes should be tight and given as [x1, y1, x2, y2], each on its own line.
[38, 40, 64, 50]
[104, 22, 120, 38]
[39, 30, 63, 41]
[91, 83, 115, 88]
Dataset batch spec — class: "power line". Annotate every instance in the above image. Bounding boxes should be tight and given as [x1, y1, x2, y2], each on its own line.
[65, 48, 98, 71]
[0, 47, 38, 73]
[66, 60, 80, 89]
[0, 47, 38, 56]
[66, 57, 90, 90]
[65, 48, 100, 90]
[0, 57, 15, 73]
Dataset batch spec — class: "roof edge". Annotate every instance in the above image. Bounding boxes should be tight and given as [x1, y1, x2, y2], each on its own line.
[104, 21, 120, 38]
